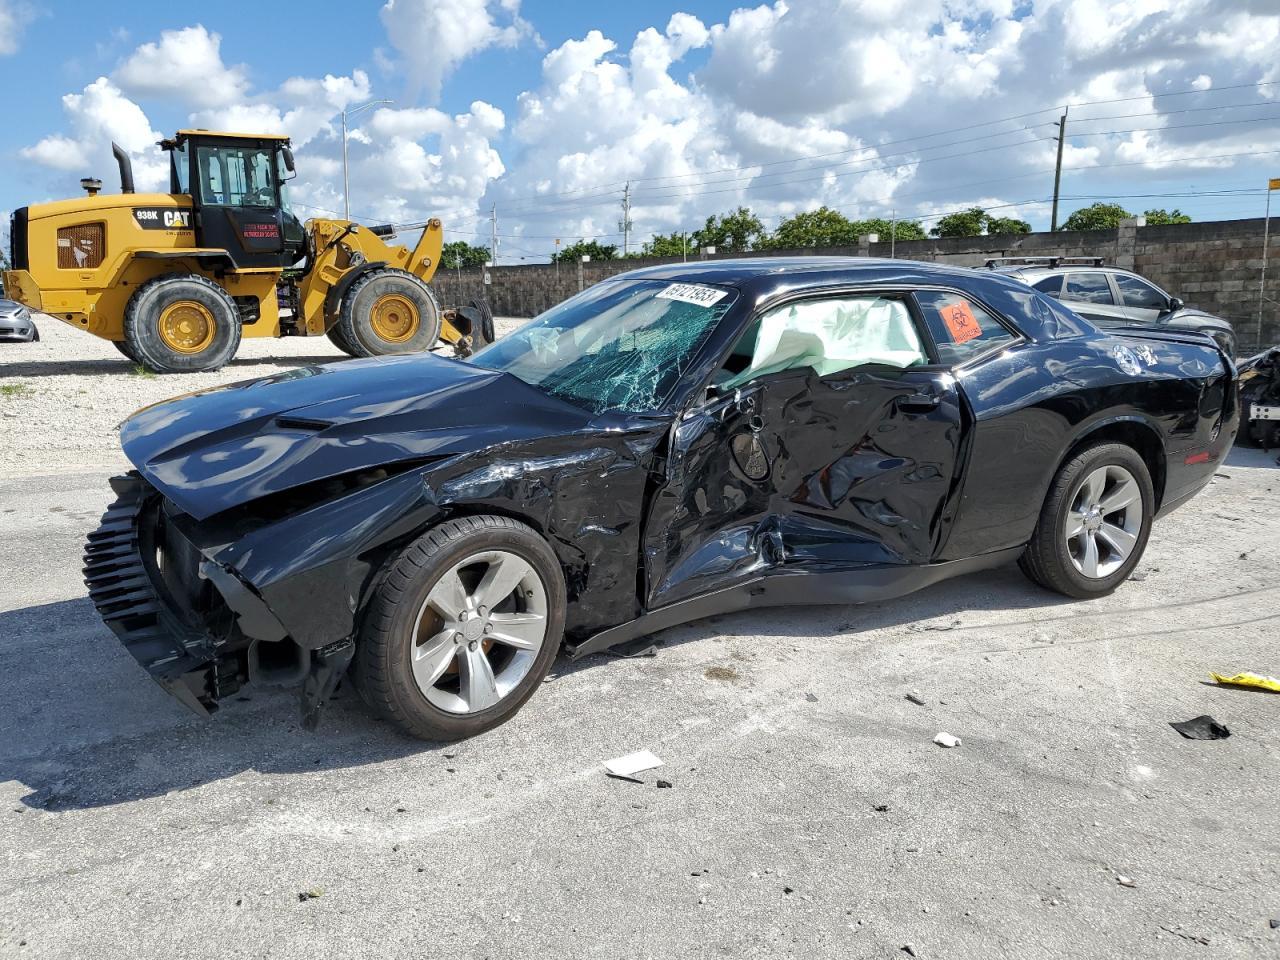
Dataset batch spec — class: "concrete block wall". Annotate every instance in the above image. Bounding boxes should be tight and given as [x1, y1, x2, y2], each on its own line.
[431, 217, 1279, 354]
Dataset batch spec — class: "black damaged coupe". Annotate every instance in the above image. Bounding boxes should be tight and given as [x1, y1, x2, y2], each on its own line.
[86, 258, 1238, 739]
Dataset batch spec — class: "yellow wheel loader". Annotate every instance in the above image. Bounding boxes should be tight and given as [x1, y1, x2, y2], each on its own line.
[2, 130, 493, 373]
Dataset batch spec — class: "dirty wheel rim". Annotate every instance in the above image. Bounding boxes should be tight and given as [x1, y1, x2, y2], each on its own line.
[409, 550, 548, 714]
[1064, 464, 1142, 579]
[158, 300, 215, 354]
[369, 293, 420, 343]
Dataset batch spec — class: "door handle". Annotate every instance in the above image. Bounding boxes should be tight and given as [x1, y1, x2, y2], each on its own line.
[896, 391, 941, 413]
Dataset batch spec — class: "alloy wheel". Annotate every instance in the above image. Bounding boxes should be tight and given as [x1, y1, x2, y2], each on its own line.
[409, 549, 549, 714]
[1063, 464, 1143, 579]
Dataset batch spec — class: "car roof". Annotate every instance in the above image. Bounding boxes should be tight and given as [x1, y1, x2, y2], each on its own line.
[614, 255, 986, 286]
[607, 255, 1093, 342]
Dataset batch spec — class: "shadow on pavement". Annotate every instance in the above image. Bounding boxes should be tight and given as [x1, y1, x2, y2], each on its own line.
[3, 558, 1240, 812]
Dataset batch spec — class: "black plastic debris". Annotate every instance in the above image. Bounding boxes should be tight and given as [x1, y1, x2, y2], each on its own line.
[298, 889, 323, 902]
[609, 639, 660, 659]
[873, 804, 890, 813]
[905, 693, 926, 706]
[804, 692, 819, 703]
[1170, 715, 1231, 740]
[656, 779, 673, 789]
[902, 945, 918, 957]
[605, 772, 645, 784]
[1269, 919, 1279, 930]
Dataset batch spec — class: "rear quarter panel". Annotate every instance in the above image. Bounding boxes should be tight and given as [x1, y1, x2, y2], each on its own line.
[940, 330, 1234, 560]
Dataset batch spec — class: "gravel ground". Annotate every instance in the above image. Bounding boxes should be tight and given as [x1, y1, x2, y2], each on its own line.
[1, 316, 1279, 959]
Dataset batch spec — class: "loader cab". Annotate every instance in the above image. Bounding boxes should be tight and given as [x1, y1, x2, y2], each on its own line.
[163, 130, 306, 269]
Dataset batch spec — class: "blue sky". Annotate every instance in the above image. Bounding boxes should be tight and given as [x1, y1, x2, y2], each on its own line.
[2, 0, 1278, 261]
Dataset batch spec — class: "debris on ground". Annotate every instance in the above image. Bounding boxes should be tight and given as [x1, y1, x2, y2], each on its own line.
[298, 888, 324, 902]
[1128, 570, 1148, 582]
[804, 692, 819, 702]
[1210, 671, 1280, 693]
[1169, 715, 1231, 740]
[873, 804, 890, 813]
[1269, 919, 1279, 930]
[933, 732, 961, 748]
[905, 692, 926, 706]
[1117, 875, 1136, 888]
[656, 779, 673, 789]
[604, 750, 663, 780]
[902, 944, 918, 957]
[910, 619, 962, 633]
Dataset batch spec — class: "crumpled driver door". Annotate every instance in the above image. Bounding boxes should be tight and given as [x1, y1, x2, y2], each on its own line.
[641, 359, 964, 610]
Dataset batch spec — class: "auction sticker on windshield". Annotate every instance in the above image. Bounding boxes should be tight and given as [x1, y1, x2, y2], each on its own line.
[656, 283, 729, 307]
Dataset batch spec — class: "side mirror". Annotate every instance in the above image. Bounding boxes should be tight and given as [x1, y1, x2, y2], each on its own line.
[1167, 296, 1184, 313]
[282, 147, 296, 173]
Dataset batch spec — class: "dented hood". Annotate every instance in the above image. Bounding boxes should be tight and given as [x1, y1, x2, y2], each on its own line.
[121, 352, 595, 520]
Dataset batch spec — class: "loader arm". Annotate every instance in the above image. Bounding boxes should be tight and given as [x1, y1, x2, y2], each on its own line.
[296, 218, 445, 337]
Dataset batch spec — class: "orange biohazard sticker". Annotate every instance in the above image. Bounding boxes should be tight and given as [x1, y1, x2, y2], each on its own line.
[940, 299, 982, 344]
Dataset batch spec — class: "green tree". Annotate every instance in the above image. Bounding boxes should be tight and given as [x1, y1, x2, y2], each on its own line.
[769, 206, 860, 248]
[1060, 202, 1133, 231]
[692, 206, 766, 253]
[1142, 208, 1192, 225]
[985, 215, 1032, 235]
[441, 241, 491, 269]
[641, 232, 693, 257]
[930, 207, 989, 238]
[552, 239, 618, 263]
[849, 217, 927, 242]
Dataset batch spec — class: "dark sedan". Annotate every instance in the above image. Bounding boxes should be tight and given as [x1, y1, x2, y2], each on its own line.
[85, 258, 1237, 740]
[0, 299, 38, 342]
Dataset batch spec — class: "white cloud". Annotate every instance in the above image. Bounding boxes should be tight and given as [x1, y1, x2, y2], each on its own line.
[380, 0, 532, 103]
[21, 78, 168, 191]
[0, 0, 31, 56]
[115, 25, 248, 109]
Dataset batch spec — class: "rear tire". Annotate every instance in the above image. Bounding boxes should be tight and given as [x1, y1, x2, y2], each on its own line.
[1018, 442, 1154, 599]
[123, 274, 241, 373]
[337, 269, 441, 358]
[112, 340, 138, 362]
[355, 515, 565, 741]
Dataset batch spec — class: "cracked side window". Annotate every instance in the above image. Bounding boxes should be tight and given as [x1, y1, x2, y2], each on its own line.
[468, 280, 737, 414]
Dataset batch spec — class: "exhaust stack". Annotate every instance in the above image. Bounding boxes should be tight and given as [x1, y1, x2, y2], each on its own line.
[112, 142, 135, 194]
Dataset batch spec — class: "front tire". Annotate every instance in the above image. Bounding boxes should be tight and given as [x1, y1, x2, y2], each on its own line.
[1019, 442, 1154, 598]
[123, 274, 241, 373]
[355, 515, 566, 741]
[337, 269, 442, 358]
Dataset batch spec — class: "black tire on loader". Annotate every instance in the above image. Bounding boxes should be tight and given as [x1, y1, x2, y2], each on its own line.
[336, 268, 441, 358]
[325, 323, 359, 358]
[113, 340, 138, 362]
[123, 274, 242, 373]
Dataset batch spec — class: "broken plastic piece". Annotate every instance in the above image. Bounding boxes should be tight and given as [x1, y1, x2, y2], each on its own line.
[604, 750, 663, 778]
[1210, 671, 1280, 694]
[933, 732, 961, 748]
[906, 693, 926, 706]
[1169, 715, 1231, 740]
[1117, 876, 1136, 888]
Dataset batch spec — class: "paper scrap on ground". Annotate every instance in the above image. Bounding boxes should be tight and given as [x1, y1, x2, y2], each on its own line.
[1210, 671, 1280, 693]
[933, 732, 961, 748]
[604, 750, 663, 777]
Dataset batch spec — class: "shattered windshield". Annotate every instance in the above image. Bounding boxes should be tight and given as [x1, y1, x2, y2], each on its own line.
[468, 279, 737, 414]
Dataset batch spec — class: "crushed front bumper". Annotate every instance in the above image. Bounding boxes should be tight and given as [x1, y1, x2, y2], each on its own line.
[83, 473, 350, 724]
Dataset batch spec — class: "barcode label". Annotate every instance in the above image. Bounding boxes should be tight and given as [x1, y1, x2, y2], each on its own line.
[655, 283, 728, 307]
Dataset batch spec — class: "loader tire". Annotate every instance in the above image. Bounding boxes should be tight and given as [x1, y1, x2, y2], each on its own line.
[112, 341, 139, 363]
[325, 323, 359, 358]
[337, 269, 441, 358]
[124, 274, 241, 373]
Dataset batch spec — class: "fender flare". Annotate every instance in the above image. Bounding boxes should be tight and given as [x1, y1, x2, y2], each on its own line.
[323, 261, 388, 320]
[1059, 412, 1168, 506]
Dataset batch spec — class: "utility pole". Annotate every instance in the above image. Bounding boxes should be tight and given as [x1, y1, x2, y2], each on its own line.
[1050, 106, 1069, 231]
[620, 182, 633, 256]
[1261, 178, 1278, 345]
[489, 204, 498, 266]
[890, 209, 897, 258]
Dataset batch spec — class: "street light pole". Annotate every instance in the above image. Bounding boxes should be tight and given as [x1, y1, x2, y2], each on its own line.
[341, 98, 393, 221]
